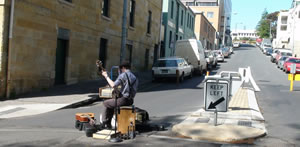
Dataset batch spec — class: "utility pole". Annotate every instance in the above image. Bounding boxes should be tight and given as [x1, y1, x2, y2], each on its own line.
[120, 0, 128, 64]
[222, 16, 227, 46]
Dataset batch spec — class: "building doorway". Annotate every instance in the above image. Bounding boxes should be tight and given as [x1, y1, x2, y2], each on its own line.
[55, 39, 68, 85]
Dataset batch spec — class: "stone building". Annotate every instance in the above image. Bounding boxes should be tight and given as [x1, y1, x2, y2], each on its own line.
[161, 0, 196, 57]
[181, 0, 232, 48]
[0, 0, 162, 98]
[192, 11, 216, 50]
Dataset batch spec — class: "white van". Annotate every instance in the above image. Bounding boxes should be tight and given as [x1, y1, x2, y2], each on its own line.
[175, 39, 207, 74]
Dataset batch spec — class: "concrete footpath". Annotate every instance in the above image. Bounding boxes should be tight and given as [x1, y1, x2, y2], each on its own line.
[171, 67, 267, 144]
[0, 71, 152, 119]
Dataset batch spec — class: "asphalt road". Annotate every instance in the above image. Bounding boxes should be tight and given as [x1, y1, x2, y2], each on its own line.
[1, 44, 300, 146]
[0, 65, 217, 146]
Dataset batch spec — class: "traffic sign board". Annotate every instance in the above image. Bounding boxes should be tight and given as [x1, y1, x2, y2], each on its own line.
[204, 81, 229, 112]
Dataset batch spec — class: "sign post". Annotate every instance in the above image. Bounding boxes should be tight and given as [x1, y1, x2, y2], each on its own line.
[204, 77, 230, 126]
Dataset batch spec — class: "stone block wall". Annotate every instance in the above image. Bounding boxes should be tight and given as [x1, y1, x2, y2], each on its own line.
[1, 0, 162, 98]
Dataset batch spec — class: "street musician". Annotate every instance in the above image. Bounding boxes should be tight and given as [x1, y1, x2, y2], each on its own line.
[97, 61, 138, 129]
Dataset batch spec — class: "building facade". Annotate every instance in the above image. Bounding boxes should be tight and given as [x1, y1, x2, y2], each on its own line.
[231, 30, 258, 41]
[161, 0, 196, 57]
[0, 0, 162, 98]
[287, 0, 300, 57]
[181, 0, 232, 48]
[273, 10, 289, 48]
[274, 0, 300, 56]
[192, 11, 216, 50]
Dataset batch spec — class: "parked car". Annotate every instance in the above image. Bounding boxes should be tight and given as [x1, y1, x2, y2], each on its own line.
[263, 47, 272, 54]
[283, 57, 300, 73]
[271, 49, 282, 63]
[205, 50, 215, 69]
[261, 44, 272, 52]
[277, 56, 289, 70]
[221, 47, 230, 58]
[275, 49, 293, 64]
[228, 46, 234, 54]
[213, 50, 224, 62]
[175, 39, 207, 75]
[152, 57, 193, 82]
[233, 42, 240, 48]
[265, 48, 273, 56]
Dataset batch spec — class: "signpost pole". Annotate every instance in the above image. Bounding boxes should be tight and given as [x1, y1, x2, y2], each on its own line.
[214, 109, 218, 126]
[290, 74, 294, 92]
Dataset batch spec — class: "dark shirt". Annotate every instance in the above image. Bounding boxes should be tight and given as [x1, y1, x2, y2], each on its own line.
[114, 70, 138, 98]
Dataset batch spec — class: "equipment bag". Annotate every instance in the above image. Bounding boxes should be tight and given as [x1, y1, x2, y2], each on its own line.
[135, 107, 149, 124]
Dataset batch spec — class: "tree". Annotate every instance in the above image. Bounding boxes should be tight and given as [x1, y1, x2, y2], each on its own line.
[267, 11, 279, 38]
[256, 9, 270, 39]
[256, 9, 280, 39]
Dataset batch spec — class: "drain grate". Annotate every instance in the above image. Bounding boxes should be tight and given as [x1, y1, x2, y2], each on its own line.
[238, 120, 252, 127]
[195, 118, 210, 123]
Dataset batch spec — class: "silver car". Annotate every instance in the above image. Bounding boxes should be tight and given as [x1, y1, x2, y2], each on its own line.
[213, 50, 224, 62]
[277, 56, 289, 70]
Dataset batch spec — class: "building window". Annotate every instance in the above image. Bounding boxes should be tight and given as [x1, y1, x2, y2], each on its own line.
[186, 2, 195, 6]
[181, 10, 184, 26]
[145, 49, 149, 69]
[207, 12, 214, 18]
[169, 31, 172, 48]
[64, 0, 72, 3]
[99, 38, 108, 68]
[187, 13, 190, 28]
[147, 11, 152, 34]
[171, 1, 174, 19]
[196, 2, 217, 6]
[180, 36, 182, 40]
[281, 25, 287, 31]
[129, 0, 135, 27]
[191, 18, 194, 29]
[102, 0, 110, 17]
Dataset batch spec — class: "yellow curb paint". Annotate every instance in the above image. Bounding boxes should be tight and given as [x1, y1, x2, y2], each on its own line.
[290, 79, 294, 92]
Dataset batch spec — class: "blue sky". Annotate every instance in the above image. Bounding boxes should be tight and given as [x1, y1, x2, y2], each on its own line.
[231, 0, 292, 31]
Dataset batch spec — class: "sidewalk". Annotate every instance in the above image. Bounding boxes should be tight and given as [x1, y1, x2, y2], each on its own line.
[0, 71, 152, 119]
[171, 68, 267, 144]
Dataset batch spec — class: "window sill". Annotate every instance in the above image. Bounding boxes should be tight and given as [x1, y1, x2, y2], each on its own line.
[102, 15, 112, 22]
[129, 26, 135, 31]
[146, 33, 151, 37]
[58, 0, 74, 7]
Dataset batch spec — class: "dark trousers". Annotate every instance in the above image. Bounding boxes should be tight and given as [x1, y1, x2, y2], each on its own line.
[102, 97, 133, 125]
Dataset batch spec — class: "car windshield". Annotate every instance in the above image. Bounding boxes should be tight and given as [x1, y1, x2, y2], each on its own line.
[282, 52, 292, 56]
[288, 59, 300, 63]
[267, 49, 273, 52]
[154, 60, 178, 67]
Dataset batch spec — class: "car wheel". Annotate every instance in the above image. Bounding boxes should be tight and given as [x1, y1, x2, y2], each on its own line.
[180, 73, 184, 82]
[189, 71, 193, 79]
[285, 70, 289, 74]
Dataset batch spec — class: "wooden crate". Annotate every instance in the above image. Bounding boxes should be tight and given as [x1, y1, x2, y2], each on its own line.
[117, 106, 136, 135]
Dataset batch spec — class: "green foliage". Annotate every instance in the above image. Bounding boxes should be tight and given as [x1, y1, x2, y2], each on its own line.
[256, 9, 279, 39]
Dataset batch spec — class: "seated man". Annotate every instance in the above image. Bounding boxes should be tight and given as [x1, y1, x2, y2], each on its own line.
[100, 61, 138, 128]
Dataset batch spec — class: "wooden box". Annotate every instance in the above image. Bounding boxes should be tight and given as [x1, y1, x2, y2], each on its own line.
[99, 87, 113, 99]
[117, 106, 136, 135]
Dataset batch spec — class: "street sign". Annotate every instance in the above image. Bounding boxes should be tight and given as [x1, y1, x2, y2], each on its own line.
[204, 81, 229, 112]
[291, 64, 296, 74]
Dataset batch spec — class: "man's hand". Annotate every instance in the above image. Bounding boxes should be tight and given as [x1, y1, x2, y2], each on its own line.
[102, 71, 108, 78]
